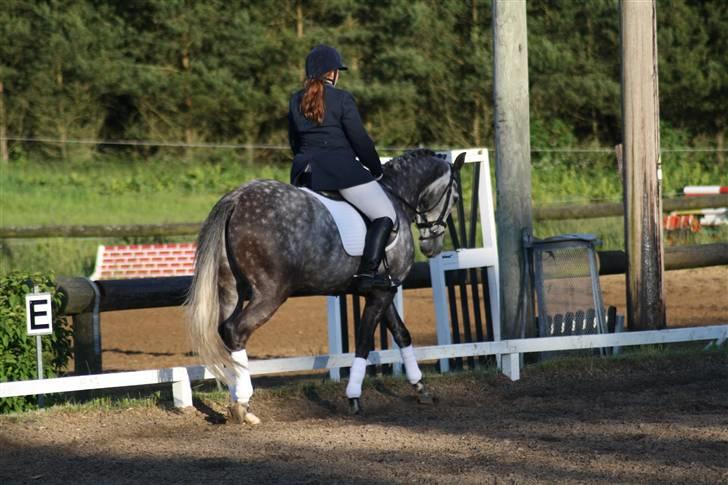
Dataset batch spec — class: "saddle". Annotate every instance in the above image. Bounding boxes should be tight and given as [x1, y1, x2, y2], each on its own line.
[315, 190, 345, 202]
[298, 187, 398, 257]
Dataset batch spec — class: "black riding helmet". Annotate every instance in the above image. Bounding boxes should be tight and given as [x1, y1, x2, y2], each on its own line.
[305, 45, 348, 79]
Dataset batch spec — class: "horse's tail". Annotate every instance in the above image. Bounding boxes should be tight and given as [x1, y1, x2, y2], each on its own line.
[185, 192, 238, 384]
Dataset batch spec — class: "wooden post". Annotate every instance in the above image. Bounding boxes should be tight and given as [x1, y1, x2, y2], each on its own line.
[620, 0, 666, 330]
[296, 0, 304, 38]
[73, 312, 102, 375]
[0, 80, 8, 164]
[492, 0, 533, 339]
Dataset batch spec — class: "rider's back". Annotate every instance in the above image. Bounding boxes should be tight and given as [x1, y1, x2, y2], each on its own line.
[288, 84, 381, 191]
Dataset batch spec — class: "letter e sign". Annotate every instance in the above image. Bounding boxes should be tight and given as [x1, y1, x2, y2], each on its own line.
[26, 292, 53, 336]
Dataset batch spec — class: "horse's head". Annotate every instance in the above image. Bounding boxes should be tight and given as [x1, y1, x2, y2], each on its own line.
[383, 149, 466, 258]
[416, 152, 465, 257]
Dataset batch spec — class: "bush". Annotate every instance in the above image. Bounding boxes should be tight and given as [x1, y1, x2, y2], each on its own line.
[0, 272, 73, 413]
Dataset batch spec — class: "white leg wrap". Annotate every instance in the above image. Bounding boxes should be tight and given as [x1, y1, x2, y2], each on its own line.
[345, 357, 368, 398]
[400, 345, 422, 384]
[224, 349, 254, 404]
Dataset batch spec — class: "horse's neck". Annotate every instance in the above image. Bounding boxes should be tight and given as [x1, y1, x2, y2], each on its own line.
[383, 171, 418, 220]
[384, 160, 439, 210]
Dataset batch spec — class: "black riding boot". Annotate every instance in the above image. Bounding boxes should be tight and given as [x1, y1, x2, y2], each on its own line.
[353, 217, 399, 292]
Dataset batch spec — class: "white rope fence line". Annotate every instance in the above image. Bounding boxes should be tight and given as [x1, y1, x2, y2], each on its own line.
[2, 136, 727, 153]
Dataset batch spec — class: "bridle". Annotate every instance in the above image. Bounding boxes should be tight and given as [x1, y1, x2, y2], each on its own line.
[382, 167, 456, 242]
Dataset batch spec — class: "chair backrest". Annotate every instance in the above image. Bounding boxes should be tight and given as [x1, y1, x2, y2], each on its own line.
[524, 234, 607, 338]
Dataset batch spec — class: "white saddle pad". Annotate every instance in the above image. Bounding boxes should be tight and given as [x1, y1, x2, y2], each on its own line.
[301, 188, 367, 256]
[300, 187, 399, 257]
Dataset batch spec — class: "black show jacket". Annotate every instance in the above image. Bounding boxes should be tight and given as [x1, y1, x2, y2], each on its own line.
[288, 84, 383, 190]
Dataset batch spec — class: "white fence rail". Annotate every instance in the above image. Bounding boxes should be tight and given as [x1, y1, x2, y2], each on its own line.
[1, 325, 726, 409]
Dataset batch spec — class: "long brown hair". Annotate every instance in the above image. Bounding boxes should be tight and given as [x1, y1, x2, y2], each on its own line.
[300, 70, 335, 124]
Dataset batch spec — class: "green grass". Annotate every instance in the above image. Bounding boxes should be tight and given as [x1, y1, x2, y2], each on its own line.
[0, 156, 291, 275]
[1, 150, 726, 276]
[0, 389, 169, 419]
[1, 157, 290, 226]
[532, 340, 727, 370]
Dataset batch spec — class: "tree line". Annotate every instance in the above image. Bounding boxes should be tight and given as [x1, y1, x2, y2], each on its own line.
[0, 0, 725, 162]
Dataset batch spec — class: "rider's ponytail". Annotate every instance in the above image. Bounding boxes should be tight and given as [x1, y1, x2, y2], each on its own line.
[300, 77, 326, 124]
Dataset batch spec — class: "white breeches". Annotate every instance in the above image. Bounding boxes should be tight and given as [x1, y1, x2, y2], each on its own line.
[340, 181, 397, 224]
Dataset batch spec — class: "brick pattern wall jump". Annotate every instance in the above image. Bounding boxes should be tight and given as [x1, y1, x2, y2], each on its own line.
[93, 242, 197, 280]
[663, 214, 700, 232]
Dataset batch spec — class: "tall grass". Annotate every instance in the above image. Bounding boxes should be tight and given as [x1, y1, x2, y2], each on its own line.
[0, 156, 291, 275]
[455, 148, 727, 250]
[1, 156, 290, 226]
[1, 148, 726, 276]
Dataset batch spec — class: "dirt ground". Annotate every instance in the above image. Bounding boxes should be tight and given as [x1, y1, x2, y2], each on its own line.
[1, 351, 727, 484]
[0, 266, 726, 484]
[97, 266, 727, 371]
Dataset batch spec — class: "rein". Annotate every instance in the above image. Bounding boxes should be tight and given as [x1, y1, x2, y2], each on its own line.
[381, 167, 456, 241]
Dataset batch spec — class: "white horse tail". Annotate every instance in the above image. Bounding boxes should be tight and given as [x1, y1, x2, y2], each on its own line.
[185, 191, 238, 384]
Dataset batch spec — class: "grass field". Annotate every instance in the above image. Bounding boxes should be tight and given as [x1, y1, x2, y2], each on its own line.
[1, 149, 726, 276]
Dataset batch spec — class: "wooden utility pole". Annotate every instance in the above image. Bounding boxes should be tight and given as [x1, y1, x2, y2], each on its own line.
[0, 81, 8, 164]
[620, 0, 666, 330]
[492, 0, 533, 339]
[296, 0, 304, 38]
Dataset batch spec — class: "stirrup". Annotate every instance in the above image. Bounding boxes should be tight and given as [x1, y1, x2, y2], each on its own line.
[353, 272, 400, 292]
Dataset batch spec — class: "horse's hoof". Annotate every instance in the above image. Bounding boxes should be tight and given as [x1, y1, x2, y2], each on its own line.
[244, 411, 261, 426]
[417, 391, 434, 405]
[348, 398, 363, 415]
[227, 402, 261, 426]
[413, 381, 435, 405]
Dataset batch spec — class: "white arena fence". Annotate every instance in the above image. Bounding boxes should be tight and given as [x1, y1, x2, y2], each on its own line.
[1, 325, 726, 408]
[3, 146, 726, 409]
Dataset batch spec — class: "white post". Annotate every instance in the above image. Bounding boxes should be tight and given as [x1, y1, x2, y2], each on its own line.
[501, 353, 521, 381]
[327, 295, 344, 381]
[429, 254, 451, 372]
[477, 150, 502, 366]
[171, 368, 193, 408]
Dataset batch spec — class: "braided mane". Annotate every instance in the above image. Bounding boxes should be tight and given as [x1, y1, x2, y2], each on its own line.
[388, 148, 435, 165]
[400, 148, 436, 160]
[384, 148, 449, 180]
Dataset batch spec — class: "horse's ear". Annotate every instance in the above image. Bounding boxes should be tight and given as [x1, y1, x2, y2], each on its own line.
[453, 152, 466, 171]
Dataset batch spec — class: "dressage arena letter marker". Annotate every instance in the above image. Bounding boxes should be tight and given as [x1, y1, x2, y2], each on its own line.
[26, 292, 53, 336]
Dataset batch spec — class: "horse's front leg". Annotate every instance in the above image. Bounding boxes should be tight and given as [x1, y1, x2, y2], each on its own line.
[346, 289, 396, 415]
[382, 303, 434, 405]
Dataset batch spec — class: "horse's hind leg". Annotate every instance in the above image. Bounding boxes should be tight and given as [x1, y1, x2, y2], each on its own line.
[219, 284, 286, 425]
[382, 303, 434, 405]
[346, 289, 396, 415]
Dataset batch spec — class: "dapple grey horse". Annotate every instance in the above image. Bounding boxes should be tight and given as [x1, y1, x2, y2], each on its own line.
[186, 149, 464, 424]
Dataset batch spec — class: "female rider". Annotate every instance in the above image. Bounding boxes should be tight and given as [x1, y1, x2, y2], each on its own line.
[289, 44, 398, 292]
